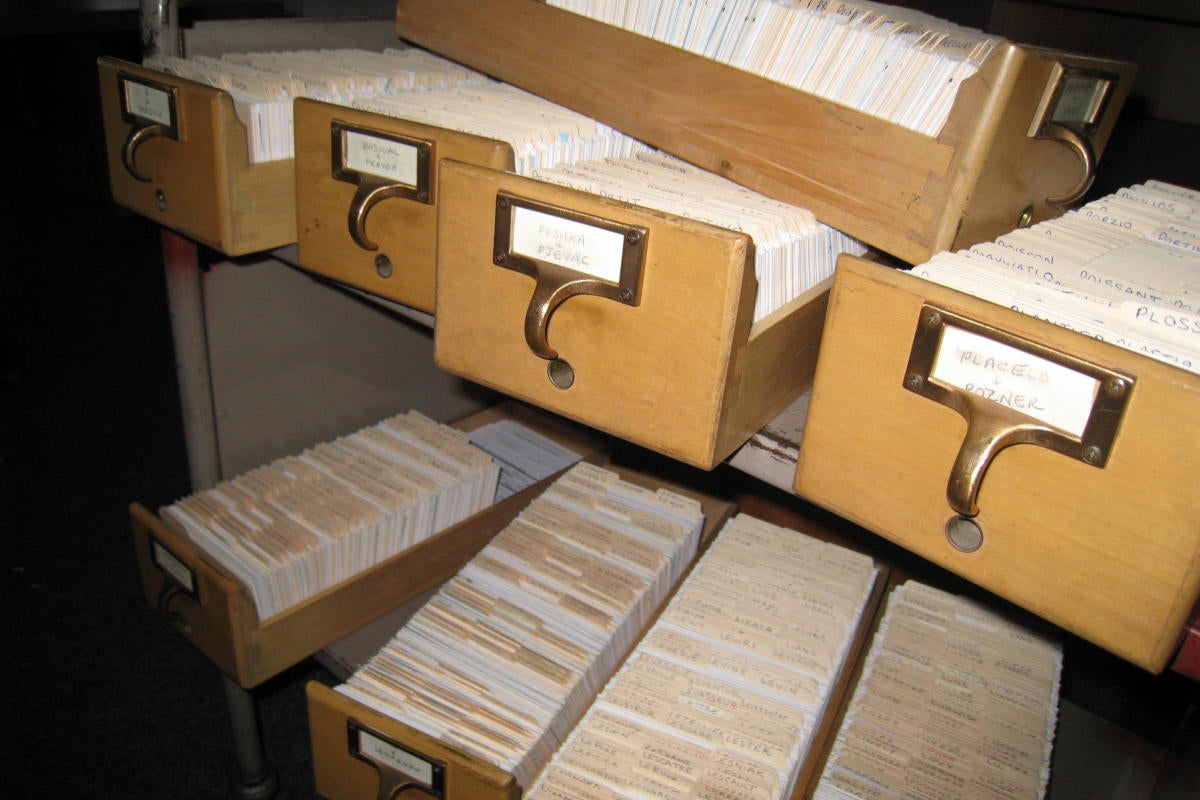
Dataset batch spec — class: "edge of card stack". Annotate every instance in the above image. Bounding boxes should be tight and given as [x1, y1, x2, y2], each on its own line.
[525, 512, 881, 800]
[334, 461, 707, 789]
[159, 410, 501, 620]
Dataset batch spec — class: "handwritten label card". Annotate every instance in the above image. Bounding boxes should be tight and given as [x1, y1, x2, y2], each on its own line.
[124, 79, 173, 127]
[344, 130, 419, 186]
[510, 205, 626, 283]
[356, 728, 438, 790]
[932, 325, 1099, 436]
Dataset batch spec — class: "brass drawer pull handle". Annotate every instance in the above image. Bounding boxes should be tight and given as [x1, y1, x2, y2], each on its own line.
[905, 304, 1132, 519]
[117, 72, 179, 183]
[1043, 122, 1095, 209]
[1030, 63, 1122, 209]
[493, 191, 646, 377]
[121, 122, 169, 182]
[331, 121, 433, 252]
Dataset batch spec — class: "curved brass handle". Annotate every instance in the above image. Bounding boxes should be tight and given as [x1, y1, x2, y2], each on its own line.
[348, 179, 414, 251]
[523, 271, 607, 360]
[375, 774, 434, 800]
[1044, 122, 1096, 209]
[121, 121, 169, 183]
[946, 398, 1056, 517]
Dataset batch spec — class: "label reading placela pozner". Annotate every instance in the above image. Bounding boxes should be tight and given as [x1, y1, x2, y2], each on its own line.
[932, 324, 1100, 437]
[510, 205, 626, 283]
[344, 130, 419, 186]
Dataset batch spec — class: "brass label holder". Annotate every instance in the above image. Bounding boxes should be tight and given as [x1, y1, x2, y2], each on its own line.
[904, 304, 1133, 519]
[148, 535, 197, 633]
[348, 719, 445, 800]
[118, 72, 180, 182]
[332, 121, 433, 251]
[1030, 63, 1120, 208]
[493, 191, 648, 388]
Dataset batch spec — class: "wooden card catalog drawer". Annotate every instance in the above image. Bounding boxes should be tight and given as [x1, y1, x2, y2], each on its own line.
[131, 403, 603, 689]
[395, 0, 1134, 265]
[97, 56, 295, 256]
[795, 256, 1200, 673]
[307, 463, 737, 800]
[293, 98, 515, 313]
[433, 160, 829, 471]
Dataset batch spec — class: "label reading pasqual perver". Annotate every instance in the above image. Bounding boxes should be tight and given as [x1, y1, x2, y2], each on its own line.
[932, 325, 1099, 437]
[357, 729, 435, 787]
[510, 205, 626, 283]
[344, 130, 419, 186]
[125, 80, 173, 126]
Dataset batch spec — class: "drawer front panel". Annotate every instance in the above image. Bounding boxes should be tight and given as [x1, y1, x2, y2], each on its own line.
[434, 160, 755, 469]
[294, 99, 515, 313]
[796, 257, 1200, 672]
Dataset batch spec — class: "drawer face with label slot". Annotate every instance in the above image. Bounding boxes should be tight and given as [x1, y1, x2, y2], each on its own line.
[98, 56, 296, 256]
[433, 160, 830, 471]
[293, 99, 515, 313]
[796, 256, 1200, 673]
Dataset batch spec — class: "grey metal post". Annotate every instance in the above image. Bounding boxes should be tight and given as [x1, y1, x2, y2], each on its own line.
[145, 5, 278, 796]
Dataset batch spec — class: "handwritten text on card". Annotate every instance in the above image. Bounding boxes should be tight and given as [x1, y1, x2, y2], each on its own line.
[126, 80, 172, 126]
[932, 326, 1099, 436]
[358, 730, 435, 787]
[344, 131, 419, 186]
[511, 206, 625, 283]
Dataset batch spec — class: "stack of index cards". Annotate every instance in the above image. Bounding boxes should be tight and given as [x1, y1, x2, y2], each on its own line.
[548, 0, 1004, 137]
[531, 149, 868, 322]
[334, 461, 706, 789]
[912, 180, 1200, 375]
[812, 581, 1062, 800]
[353, 82, 865, 322]
[159, 411, 500, 620]
[145, 47, 489, 162]
[524, 512, 880, 800]
[350, 81, 654, 175]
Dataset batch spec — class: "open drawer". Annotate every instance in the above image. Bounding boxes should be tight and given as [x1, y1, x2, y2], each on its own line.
[795, 255, 1200, 673]
[395, 0, 1135, 265]
[131, 402, 604, 688]
[97, 56, 296, 256]
[433, 159, 831, 470]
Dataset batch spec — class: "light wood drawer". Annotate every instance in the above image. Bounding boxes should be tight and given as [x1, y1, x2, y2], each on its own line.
[395, 0, 1135, 265]
[307, 463, 738, 800]
[97, 56, 295, 256]
[293, 98, 514, 313]
[795, 256, 1200, 673]
[433, 159, 829, 470]
[132, 403, 603, 689]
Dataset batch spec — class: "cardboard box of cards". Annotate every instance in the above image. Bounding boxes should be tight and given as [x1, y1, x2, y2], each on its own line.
[434, 157, 868, 470]
[130, 403, 603, 689]
[795, 183, 1200, 672]
[395, 0, 1134, 265]
[98, 56, 296, 256]
[307, 461, 739, 800]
